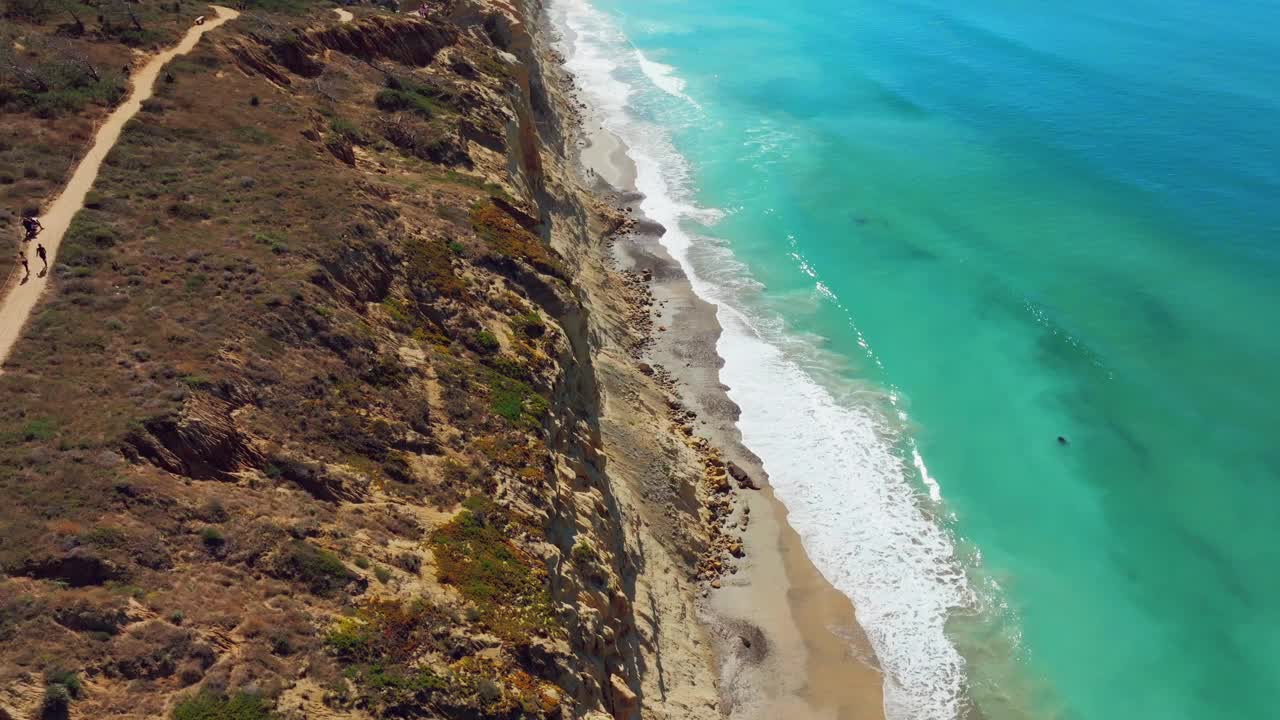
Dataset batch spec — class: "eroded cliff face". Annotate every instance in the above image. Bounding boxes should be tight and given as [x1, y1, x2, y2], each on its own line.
[0, 2, 724, 719]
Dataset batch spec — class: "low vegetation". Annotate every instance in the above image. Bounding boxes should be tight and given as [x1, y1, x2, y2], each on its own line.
[486, 372, 550, 428]
[325, 598, 449, 707]
[0, 1, 592, 717]
[172, 691, 276, 720]
[470, 200, 566, 279]
[430, 496, 557, 644]
[272, 541, 356, 596]
[41, 668, 83, 716]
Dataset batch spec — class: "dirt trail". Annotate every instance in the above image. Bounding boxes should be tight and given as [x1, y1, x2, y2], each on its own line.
[334, 8, 353, 22]
[0, 5, 239, 368]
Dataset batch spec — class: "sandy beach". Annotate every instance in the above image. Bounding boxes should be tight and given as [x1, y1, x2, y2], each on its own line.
[577, 115, 886, 718]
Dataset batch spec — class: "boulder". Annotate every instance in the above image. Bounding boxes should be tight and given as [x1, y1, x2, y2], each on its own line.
[727, 461, 759, 490]
[608, 674, 637, 717]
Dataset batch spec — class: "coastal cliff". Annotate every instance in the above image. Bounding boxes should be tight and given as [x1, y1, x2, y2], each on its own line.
[0, 1, 733, 718]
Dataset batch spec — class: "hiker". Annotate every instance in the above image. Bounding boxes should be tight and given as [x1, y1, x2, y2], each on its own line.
[194, 15, 205, 25]
[18, 251, 29, 281]
[21, 214, 42, 241]
[36, 243, 47, 272]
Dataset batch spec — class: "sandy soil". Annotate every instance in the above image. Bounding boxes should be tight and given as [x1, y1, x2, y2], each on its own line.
[580, 122, 887, 720]
[334, 8, 354, 22]
[0, 5, 240, 368]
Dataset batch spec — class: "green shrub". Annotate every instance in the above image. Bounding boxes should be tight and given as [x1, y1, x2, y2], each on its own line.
[489, 355, 530, 381]
[374, 566, 392, 583]
[429, 498, 556, 643]
[324, 599, 448, 704]
[17, 417, 56, 440]
[100, 22, 166, 47]
[511, 311, 545, 338]
[469, 201, 564, 279]
[406, 236, 464, 299]
[485, 373, 548, 429]
[180, 374, 213, 389]
[571, 541, 597, 565]
[274, 541, 355, 596]
[42, 683, 71, 715]
[267, 629, 294, 656]
[473, 330, 499, 354]
[168, 201, 212, 220]
[374, 89, 439, 118]
[199, 527, 225, 548]
[374, 76, 455, 119]
[172, 691, 276, 720]
[200, 499, 229, 523]
[393, 552, 422, 575]
[379, 297, 409, 326]
[81, 526, 127, 548]
[7, 75, 127, 118]
[328, 117, 368, 145]
[353, 663, 445, 694]
[44, 669, 82, 699]
[254, 231, 288, 255]
[360, 355, 409, 387]
[65, 214, 120, 257]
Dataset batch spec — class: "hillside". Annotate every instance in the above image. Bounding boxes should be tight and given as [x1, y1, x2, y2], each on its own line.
[0, 1, 743, 718]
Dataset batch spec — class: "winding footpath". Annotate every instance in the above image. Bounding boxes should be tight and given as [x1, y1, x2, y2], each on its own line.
[0, 6, 239, 367]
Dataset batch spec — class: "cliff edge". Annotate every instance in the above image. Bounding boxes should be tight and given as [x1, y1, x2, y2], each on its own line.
[0, 1, 731, 718]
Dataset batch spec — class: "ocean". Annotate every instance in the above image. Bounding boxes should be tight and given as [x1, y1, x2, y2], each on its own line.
[551, 0, 1280, 718]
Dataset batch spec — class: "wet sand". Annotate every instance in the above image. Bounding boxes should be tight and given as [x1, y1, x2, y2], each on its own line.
[578, 122, 887, 719]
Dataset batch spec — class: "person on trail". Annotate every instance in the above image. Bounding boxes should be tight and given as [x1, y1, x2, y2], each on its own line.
[18, 251, 29, 282]
[36, 243, 47, 272]
[194, 14, 205, 25]
[20, 215, 42, 241]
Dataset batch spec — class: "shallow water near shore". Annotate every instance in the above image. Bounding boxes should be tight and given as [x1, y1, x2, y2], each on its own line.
[553, 0, 1280, 718]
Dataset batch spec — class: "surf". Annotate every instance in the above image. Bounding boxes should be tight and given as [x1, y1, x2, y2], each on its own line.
[551, 1, 983, 717]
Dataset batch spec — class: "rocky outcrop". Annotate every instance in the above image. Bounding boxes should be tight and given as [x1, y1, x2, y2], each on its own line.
[16, 549, 126, 587]
[303, 15, 458, 69]
[312, 237, 396, 306]
[728, 461, 760, 490]
[122, 393, 263, 481]
[230, 15, 459, 83]
[270, 454, 370, 503]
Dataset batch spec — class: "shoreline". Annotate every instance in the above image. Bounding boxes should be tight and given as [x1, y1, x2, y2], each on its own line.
[575, 113, 887, 719]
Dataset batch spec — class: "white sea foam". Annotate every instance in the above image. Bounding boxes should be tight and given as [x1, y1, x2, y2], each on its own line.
[635, 50, 701, 108]
[551, 2, 978, 718]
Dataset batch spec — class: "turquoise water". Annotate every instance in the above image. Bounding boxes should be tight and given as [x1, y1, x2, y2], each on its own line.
[554, 1, 1280, 719]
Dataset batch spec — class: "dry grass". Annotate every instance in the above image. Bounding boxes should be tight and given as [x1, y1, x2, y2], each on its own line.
[0, 0, 205, 280]
[0, 4, 583, 716]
